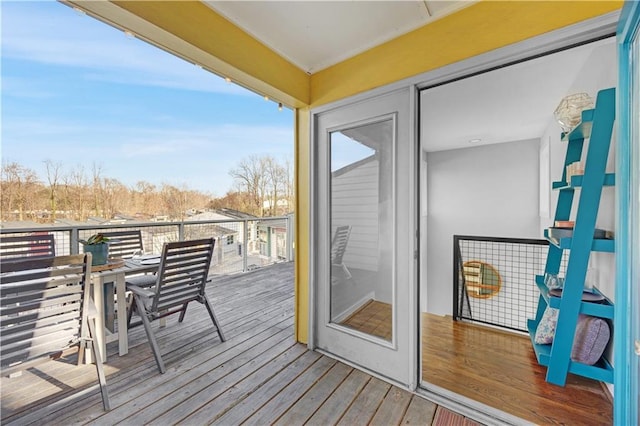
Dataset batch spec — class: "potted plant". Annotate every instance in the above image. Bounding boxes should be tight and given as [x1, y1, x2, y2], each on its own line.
[79, 233, 111, 266]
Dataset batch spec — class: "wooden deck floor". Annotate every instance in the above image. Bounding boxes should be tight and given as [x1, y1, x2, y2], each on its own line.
[1, 262, 478, 426]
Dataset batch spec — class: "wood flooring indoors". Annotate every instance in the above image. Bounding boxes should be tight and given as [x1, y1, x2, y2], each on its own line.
[341, 299, 393, 341]
[422, 313, 613, 425]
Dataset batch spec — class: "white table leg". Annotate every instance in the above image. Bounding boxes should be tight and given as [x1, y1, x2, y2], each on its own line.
[115, 273, 128, 356]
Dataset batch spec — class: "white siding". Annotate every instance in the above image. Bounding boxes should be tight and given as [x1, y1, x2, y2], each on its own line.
[331, 159, 379, 271]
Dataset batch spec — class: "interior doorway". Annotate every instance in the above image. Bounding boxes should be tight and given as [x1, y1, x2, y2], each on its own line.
[418, 37, 617, 424]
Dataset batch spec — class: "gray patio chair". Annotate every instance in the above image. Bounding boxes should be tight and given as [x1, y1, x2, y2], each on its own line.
[0, 253, 111, 410]
[126, 238, 225, 373]
[0, 234, 55, 261]
[100, 230, 144, 260]
[331, 225, 352, 279]
[101, 229, 156, 288]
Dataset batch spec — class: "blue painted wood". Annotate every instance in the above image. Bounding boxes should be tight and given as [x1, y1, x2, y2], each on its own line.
[561, 109, 594, 141]
[534, 275, 614, 319]
[544, 132, 586, 276]
[552, 173, 615, 189]
[546, 87, 616, 386]
[527, 319, 614, 384]
[615, 1, 640, 424]
[530, 88, 617, 387]
[543, 229, 615, 252]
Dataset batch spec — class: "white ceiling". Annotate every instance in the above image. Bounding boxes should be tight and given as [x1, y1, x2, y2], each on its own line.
[204, 1, 473, 73]
[421, 37, 616, 152]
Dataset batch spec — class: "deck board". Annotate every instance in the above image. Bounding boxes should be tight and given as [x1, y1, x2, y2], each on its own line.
[336, 376, 391, 426]
[400, 394, 437, 425]
[369, 387, 413, 426]
[273, 362, 353, 426]
[304, 369, 372, 426]
[200, 350, 322, 425]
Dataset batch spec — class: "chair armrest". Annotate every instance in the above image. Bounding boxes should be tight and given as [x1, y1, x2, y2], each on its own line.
[127, 284, 155, 299]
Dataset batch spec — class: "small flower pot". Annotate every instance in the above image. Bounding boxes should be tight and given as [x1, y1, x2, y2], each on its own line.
[83, 243, 109, 266]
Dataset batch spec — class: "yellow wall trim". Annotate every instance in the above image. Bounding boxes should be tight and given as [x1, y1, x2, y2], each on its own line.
[310, 1, 622, 107]
[294, 108, 310, 344]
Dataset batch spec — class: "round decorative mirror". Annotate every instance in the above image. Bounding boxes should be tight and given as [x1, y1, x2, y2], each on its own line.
[463, 260, 502, 299]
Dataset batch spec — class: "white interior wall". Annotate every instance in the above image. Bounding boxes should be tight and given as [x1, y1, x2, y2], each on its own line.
[424, 138, 540, 315]
[539, 40, 617, 300]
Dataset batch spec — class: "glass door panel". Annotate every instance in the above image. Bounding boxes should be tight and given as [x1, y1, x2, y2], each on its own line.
[330, 119, 393, 342]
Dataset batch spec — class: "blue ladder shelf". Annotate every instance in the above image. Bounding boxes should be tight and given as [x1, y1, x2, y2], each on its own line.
[528, 87, 616, 386]
[526, 320, 614, 383]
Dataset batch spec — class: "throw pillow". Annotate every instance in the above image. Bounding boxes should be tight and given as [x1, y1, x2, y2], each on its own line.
[534, 306, 559, 344]
[571, 315, 611, 365]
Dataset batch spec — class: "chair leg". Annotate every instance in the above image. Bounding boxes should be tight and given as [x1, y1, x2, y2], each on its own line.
[202, 295, 226, 342]
[134, 296, 166, 374]
[87, 317, 111, 410]
[127, 295, 135, 328]
[178, 303, 189, 322]
[77, 340, 86, 366]
[342, 264, 352, 280]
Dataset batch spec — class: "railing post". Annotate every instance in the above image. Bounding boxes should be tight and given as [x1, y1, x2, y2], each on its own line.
[242, 220, 248, 272]
[70, 227, 80, 255]
[286, 214, 293, 261]
[178, 222, 185, 242]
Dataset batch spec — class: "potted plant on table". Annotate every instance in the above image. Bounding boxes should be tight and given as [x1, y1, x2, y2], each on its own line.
[79, 233, 111, 266]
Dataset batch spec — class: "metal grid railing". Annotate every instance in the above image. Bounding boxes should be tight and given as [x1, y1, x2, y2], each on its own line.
[0, 215, 293, 275]
[453, 235, 568, 333]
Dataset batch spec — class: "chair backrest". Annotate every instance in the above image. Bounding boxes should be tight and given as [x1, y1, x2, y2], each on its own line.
[0, 234, 56, 261]
[331, 225, 351, 265]
[0, 254, 92, 372]
[100, 230, 144, 259]
[152, 238, 215, 314]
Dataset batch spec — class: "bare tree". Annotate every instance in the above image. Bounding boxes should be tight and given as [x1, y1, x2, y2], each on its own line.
[1, 162, 40, 221]
[44, 160, 62, 222]
[101, 177, 129, 219]
[228, 155, 294, 216]
[68, 165, 90, 221]
[264, 156, 288, 216]
[91, 163, 104, 218]
[161, 184, 188, 221]
[134, 181, 158, 218]
[229, 155, 268, 216]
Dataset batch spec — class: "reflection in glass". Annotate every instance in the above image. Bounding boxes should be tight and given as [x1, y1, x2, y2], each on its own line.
[329, 118, 394, 341]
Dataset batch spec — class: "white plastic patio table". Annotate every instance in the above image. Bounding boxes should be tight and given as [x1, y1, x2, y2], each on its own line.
[88, 259, 159, 363]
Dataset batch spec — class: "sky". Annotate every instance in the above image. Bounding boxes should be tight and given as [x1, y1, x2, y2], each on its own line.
[0, 0, 294, 196]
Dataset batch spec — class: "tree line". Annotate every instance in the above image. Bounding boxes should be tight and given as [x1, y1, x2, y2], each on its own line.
[1, 155, 294, 223]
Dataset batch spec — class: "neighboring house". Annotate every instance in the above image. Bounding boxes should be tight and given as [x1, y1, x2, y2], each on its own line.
[331, 155, 378, 272]
[187, 210, 245, 264]
[256, 217, 288, 260]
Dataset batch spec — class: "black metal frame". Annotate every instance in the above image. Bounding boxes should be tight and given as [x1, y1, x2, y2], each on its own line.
[453, 235, 549, 333]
